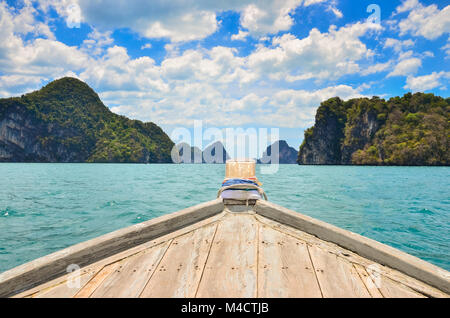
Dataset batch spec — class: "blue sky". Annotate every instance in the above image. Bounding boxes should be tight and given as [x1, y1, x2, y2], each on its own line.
[0, 0, 449, 151]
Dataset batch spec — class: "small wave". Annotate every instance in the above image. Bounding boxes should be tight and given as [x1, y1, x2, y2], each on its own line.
[0, 207, 18, 217]
[409, 208, 435, 215]
[101, 200, 119, 208]
[406, 226, 422, 234]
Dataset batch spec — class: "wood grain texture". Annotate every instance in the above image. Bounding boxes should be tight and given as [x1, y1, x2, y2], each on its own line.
[196, 214, 258, 298]
[257, 224, 322, 297]
[33, 268, 98, 298]
[140, 223, 217, 298]
[12, 211, 226, 298]
[356, 262, 425, 298]
[256, 214, 446, 298]
[0, 199, 224, 298]
[255, 200, 450, 294]
[9, 204, 449, 298]
[377, 275, 425, 298]
[308, 244, 371, 298]
[74, 262, 120, 298]
[353, 263, 384, 298]
[90, 241, 171, 298]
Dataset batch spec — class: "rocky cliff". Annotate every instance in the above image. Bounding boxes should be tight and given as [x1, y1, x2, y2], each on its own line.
[259, 140, 298, 164]
[298, 93, 449, 165]
[0, 77, 174, 163]
[297, 98, 347, 164]
[173, 141, 230, 163]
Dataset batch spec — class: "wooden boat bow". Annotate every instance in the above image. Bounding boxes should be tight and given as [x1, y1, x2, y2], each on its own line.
[0, 197, 449, 298]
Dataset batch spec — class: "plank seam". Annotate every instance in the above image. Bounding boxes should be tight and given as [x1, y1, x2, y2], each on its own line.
[352, 263, 378, 298]
[1, 199, 224, 297]
[255, 215, 311, 246]
[194, 221, 220, 298]
[378, 273, 427, 298]
[76, 241, 173, 298]
[305, 244, 324, 298]
[352, 262, 432, 298]
[255, 214, 445, 297]
[32, 268, 98, 298]
[254, 200, 450, 294]
[256, 214, 325, 297]
[72, 265, 108, 298]
[255, 218, 260, 298]
[18, 214, 227, 298]
[138, 239, 174, 298]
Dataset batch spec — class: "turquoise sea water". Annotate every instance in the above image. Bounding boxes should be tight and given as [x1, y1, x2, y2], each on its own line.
[0, 164, 449, 273]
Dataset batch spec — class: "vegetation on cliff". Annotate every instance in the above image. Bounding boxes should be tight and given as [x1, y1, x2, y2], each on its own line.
[298, 93, 449, 166]
[0, 77, 174, 163]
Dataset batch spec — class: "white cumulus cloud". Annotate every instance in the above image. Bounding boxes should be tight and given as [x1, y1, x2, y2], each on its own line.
[397, 1, 450, 40]
[231, 30, 249, 41]
[387, 57, 422, 77]
[404, 71, 450, 91]
[246, 22, 380, 81]
[39, 0, 333, 42]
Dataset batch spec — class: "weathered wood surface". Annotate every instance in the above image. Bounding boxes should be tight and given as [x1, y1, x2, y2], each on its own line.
[353, 264, 383, 298]
[90, 241, 171, 298]
[140, 223, 217, 297]
[254, 200, 450, 294]
[7, 201, 450, 298]
[308, 244, 371, 298]
[257, 224, 321, 297]
[74, 263, 120, 298]
[34, 270, 98, 298]
[0, 199, 224, 297]
[195, 213, 258, 298]
[255, 213, 449, 298]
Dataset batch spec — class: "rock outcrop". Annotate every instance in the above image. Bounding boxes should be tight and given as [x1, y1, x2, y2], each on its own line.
[173, 141, 230, 163]
[298, 93, 449, 165]
[259, 140, 298, 164]
[0, 77, 174, 163]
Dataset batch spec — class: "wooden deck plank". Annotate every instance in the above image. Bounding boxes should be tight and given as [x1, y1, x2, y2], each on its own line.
[90, 241, 171, 298]
[10, 209, 449, 298]
[0, 199, 224, 298]
[353, 264, 384, 298]
[308, 244, 372, 298]
[196, 214, 258, 298]
[377, 275, 426, 298]
[255, 214, 448, 298]
[375, 267, 447, 298]
[33, 269, 98, 298]
[255, 200, 450, 295]
[257, 224, 322, 297]
[12, 268, 92, 298]
[357, 263, 425, 298]
[140, 223, 217, 298]
[13, 212, 226, 298]
[74, 262, 120, 298]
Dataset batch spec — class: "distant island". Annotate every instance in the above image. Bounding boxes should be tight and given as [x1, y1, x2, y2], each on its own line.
[258, 140, 298, 164]
[298, 93, 449, 166]
[174, 140, 298, 164]
[173, 141, 230, 164]
[0, 77, 174, 163]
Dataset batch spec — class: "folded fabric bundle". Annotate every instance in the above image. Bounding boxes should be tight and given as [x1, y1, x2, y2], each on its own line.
[222, 178, 259, 187]
[222, 177, 262, 187]
[220, 178, 262, 200]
